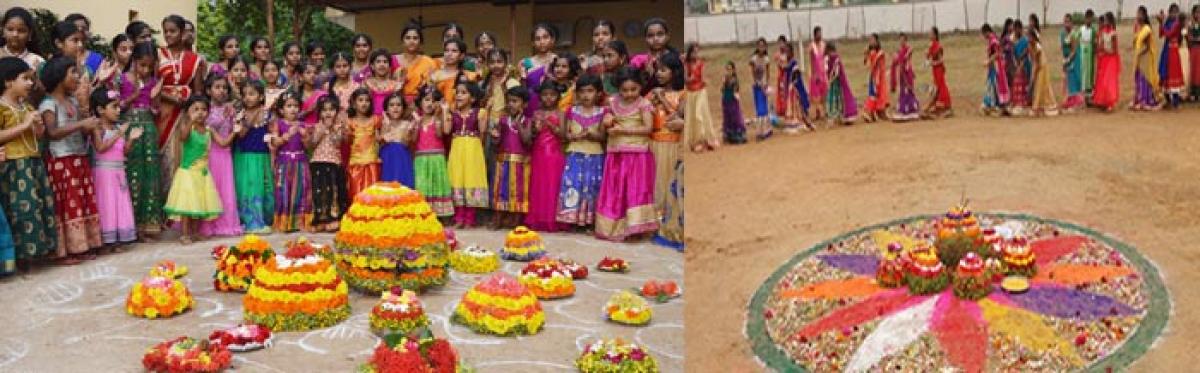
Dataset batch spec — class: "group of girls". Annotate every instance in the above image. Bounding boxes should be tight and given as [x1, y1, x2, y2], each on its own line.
[0, 7, 685, 277]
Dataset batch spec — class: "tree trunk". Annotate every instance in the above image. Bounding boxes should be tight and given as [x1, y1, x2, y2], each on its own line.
[267, 0, 275, 42]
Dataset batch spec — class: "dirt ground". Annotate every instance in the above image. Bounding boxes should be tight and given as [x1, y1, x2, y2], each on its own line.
[686, 25, 1200, 372]
[0, 229, 683, 372]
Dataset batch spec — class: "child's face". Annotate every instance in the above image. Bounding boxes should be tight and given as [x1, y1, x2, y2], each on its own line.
[310, 47, 326, 67]
[57, 32, 85, 58]
[61, 65, 80, 93]
[134, 55, 154, 77]
[552, 58, 571, 80]
[162, 21, 181, 46]
[372, 55, 391, 77]
[333, 58, 351, 79]
[99, 100, 120, 122]
[353, 38, 371, 60]
[253, 41, 271, 62]
[354, 94, 371, 114]
[454, 84, 472, 107]
[243, 87, 263, 107]
[644, 24, 668, 51]
[208, 79, 229, 102]
[533, 28, 554, 53]
[443, 43, 462, 66]
[756, 40, 767, 52]
[285, 47, 302, 66]
[421, 95, 437, 114]
[592, 25, 612, 48]
[403, 30, 422, 53]
[602, 46, 622, 69]
[222, 39, 239, 60]
[2, 17, 30, 49]
[4, 70, 33, 98]
[655, 64, 673, 86]
[302, 66, 317, 86]
[263, 64, 280, 83]
[230, 61, 248, 82]
[476, 35, 494, 55]
[281, 99, 299, 119]
[319, 103, 337, 122]
[576, 85, 597, 106]
[115, 40, 133, 64]
[187, 102, 209, 123]
[539, 89, 558, 109]
[619, 80, 640, 101]
[488, 54, 507, 75]
[386, 97, 405, 119]
[725, 64, 734, 76]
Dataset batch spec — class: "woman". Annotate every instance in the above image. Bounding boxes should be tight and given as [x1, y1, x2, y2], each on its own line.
[861, 34, 888, 123]
[1092, 12, 1121, 111]
[1132, 6, 1162, 111]
[807, 27, 828, 120]
[1028, 27, 1058, 116]
[157, 15, 207, 188]
[923, 27, 951, 118]
[1158, 4, 1185, 108]
[981, 24, 1010, 115]
[395, 25, 437, 103]
[350, 34, 374, 83]
[1061, 16, 1084, 111]
[1188, 5, 1200, 101]
[891, 33, 920, 122]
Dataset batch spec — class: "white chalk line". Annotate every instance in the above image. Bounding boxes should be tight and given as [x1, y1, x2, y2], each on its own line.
[635, 322, 684, 360]
[0, 338, 30, 368]
[63, 319, 145, 345]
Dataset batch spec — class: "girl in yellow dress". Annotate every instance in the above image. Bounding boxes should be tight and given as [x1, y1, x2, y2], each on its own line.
[1027, 27, 1058, 116]
[163, 96, 223, 244]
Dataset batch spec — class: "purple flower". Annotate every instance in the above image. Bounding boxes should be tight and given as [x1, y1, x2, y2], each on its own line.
[629, 348, 646, 361]
[404, 250, 420, 261]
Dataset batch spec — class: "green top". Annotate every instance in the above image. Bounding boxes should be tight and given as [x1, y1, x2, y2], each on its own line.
[180, 129, 209, 170]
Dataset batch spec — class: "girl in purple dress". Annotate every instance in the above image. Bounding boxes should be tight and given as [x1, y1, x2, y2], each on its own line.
[269, 92, 312, 232]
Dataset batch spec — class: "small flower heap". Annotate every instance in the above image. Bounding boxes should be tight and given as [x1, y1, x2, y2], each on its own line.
[243, 237, 351, 331]
[369, 287, 431, 337]
[875, 242, 907, 288]
[127, 269, 193, 319]
[448, 244, 499, 274]
[213, 234, 274, 292]
[452, 272, 545, 335]
[576, 338, 659, 373]
[519, 258, 576, 299]
[357, 334, 461, 373]
[1001, 237, 1037, 277]
[605, 290, 652, 326]
[142, 336, 232, 373]
[208, 323, 273, 352]
[952, 252, 992, 300]
[904, 244, 949, 295]
[501, 226, 547, 261]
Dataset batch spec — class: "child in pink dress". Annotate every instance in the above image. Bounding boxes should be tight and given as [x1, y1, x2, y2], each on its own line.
[198, 76, 244, 237]
[89, 88, 138, 248]
[524, 81, 566, 232]
[595, 68, 658, 241]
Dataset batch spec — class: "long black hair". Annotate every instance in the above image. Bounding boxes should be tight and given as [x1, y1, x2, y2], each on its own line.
[345, 87, 373, 117]
[0, 7, 39, 55]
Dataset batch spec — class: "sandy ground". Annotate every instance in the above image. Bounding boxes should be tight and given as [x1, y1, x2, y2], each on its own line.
[686, 25, 1200, 372]
[0, 229, 683, 372]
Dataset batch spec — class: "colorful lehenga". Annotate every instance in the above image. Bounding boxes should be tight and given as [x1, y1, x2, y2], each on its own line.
[983, 34, 1011, 112]
[447, 109, 490, 226]
[1092, 25, 1122, 110]
[825, 52, 858, 123]
[892, 44, 920, 120]
[1061, 28, 1085, 110]
[414, 117, 454, 217]
[491, 114, 531, 214]
[197, 103, 243, 236]
[1188, 22, 1200, 98]
[92, 128, 137, 244]
[1029, 41, 1058, 114]
[557, 106, 607, 227]
[118, 72, 164, 234]
[346, 116, 382, 198]
[863, 48, 889, 118]
[163, 129, 223, 221]
[595, 97, 657, 241]
[684, 60, 720, 149]
[233, 112, 275, 233]
[1159, 17, 1185, 106]
[39, 97, 102, 257]
[0, 104, 55, 269]
[156, 47, 203, 188]
[524, 109, 566, 232]
[1010, 37, 1031, 110]
[271, 120, 313, 232]
[1133, 24, 1161, 109]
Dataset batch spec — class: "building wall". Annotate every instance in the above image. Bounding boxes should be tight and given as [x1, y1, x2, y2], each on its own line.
[27, 0, 198, 44]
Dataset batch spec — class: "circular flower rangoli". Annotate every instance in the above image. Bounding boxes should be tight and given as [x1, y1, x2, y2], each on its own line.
[747, 211, 1169, 372]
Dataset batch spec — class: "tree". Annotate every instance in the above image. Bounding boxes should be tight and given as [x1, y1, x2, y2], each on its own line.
[25, 8, 112, 58]
[196, 0, 355, 64]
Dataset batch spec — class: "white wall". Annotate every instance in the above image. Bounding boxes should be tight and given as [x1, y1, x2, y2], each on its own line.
[17, 0, 198, 44]
[686, 0, 1186, 45]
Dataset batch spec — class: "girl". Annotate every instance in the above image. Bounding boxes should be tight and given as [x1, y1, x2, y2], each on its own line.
[63, 15, 104, 87]
[296, 61, 327, 124]
[307, 41, 331, 88]
[307, 95, 348, 232]
[345, 88, 381, 198]
[249, 37, 274, 83]
[1080, 10, 1097, 99]
[362, 48, 400, 115]
[163, 96, 222, 244]
[96, 34, 133, 90]
[891, 33, 920, 122]
[40, 57, 101, 262]
[490, 87, 532, 228]
[684, 43, 720, 152]
[327, 52, 360, 113]
[632, 18, 675, 82]
[50, 21, 92, 117]
[1158, 5, 1185, 108]
[0, 8, 45, 73]
[482, 49, 521, 224]
[648, 55, 684, 217]
[981, 24, 1010, 115]
[119, 42, 164, 238]
[600, 40, 629, 95]
[270, 91, 312, 233]
[350, 34, 374, 83]
[225, 56, 251, 103]
[721, 61, 746, 144]
[923, 27, 952, 118]
[595, 68, 657, 241]
[125, 20, 153, 45]
[471, 32, 497, 75]
[1061, 17, 1084, 112]
[1133, 6, 1162, 111]
[776, 36, 810, 133]
[550, 53, 580, 110]
[209, 35, 240, 78]
[1188, 5, 1200, 101]
[862, 34, 888, 122]
[280, 42, 304, 85]
[1009, 21, 1030, 114]
[557, 74, 607, 229]
[413, 88, 454, 220]
[232, 81, 275, 233]
[521, 24, 559, 116]
[447, 83, 488, 228]
[0, 57, 50, 271]
[89, 88, 138, 248]
[380, 91, 415, 187]
[397, 25, 438, 103]
[748, 38, 771, 138]
[158, 15, 205, 188]
[1093, 13, 1121, 112]
[197, 76, 243, 237]
[1028, 27, 1058, 116]
[525, 81, 566, 232]
[582, 20, 616, 75]
[262, 59, 288, 110]
[825, 43, 857, 125]
[808, 27, 828, 121]
[432, 39, 479, 103]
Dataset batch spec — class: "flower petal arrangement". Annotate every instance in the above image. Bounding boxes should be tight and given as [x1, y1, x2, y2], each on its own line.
[213, 235, 274, 292]
[500, 226, 547, 261]
[126, 274, 193, 319]
[605, 290, 652, 326]
[356, 334, 464, 373]
[557, 258, 589, 279]
[333, 183, 451, 293]
[638, 280, 681, 303]
[141, 336, 232, 373]
[208, 324, 273, 352]
[369, 287, 431, 337]
[448, 245, 499, 274]
[518, 258, 576, 299]
[747, 209, 1168, 372]
[243, 238, 351, 332]
[150, 260, 188, 279]
[576, 338, 659, 373]
[452, 272, 545, 336]
[597, 257, 629, 273]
